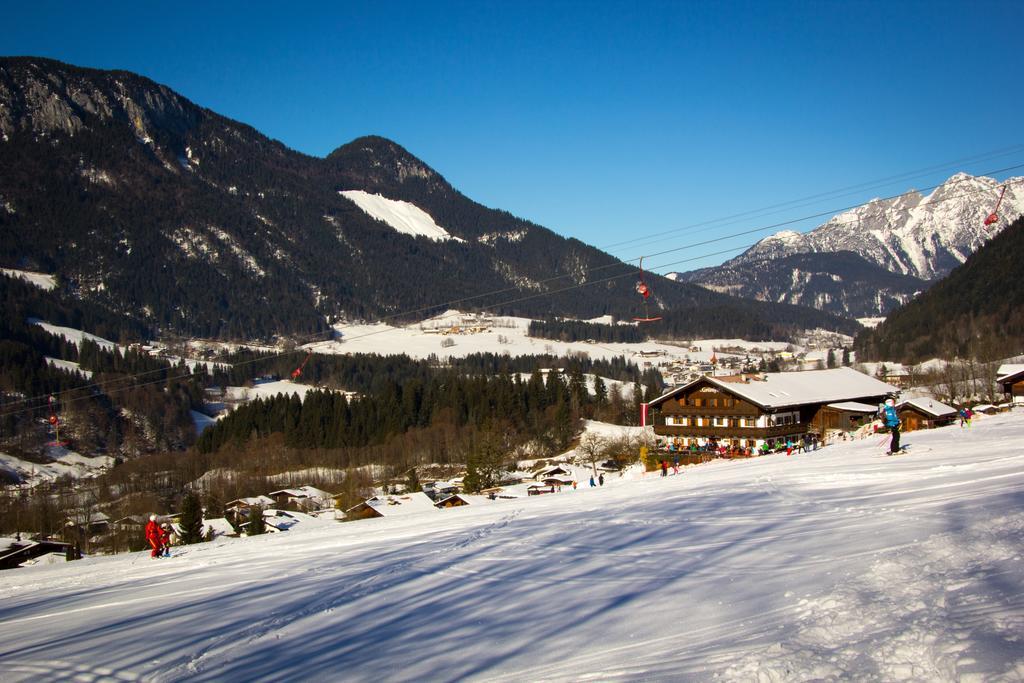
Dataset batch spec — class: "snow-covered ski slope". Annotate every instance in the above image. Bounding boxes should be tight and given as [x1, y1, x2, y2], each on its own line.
[2, 413, 1023, 681]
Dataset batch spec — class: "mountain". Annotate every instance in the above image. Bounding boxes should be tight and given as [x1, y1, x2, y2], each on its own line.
[675, 173, 1023, 317]
[680, 251, 928, 318]
[0, 57, 859, 341]
[855, 215, 1024, 362]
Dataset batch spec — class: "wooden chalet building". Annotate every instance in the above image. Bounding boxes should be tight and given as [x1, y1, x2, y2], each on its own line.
[897, 397, 957, 431]
[997, 364, 1024, 404]
[644, 367, 897, 450]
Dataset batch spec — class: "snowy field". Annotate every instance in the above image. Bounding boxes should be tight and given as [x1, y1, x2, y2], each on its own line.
[0, 445, 113, 485]
[307, 310, 790, 364]
[2, 412, 1022, 681]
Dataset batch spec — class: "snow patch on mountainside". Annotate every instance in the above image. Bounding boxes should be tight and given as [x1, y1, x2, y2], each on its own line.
[1, 268, 57, 291]
[340, 190, 465, 243]
[30, 320, 118, 351]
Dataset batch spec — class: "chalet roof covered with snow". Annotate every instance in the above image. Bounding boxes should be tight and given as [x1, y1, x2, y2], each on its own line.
[268, 486, 333, 500]
[996, 364, 1024, 383]
[898, 397, 957, 418]
[226, 495, 275, 508]
[826, 401, 880, 413]
[353, 492, 438, 517]
[650, 367, 897, 410]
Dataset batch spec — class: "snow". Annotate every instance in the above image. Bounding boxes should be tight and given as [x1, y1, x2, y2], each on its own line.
[309, 311, 786, 366]
[1, 268, 57, 291]
[900, 397, 958, 417]
[190, 410, 217, 435]
[826, 400, 879, 412]
[360, 491, 438, 517]
[29, 320, 117, 352]
[222, 378, 322, 402]
[45, 357, 92, 378]
[340, 190, 465, 243]
[997, 364, 1024, 381]
[4, 411, 1023, 680]
[0, 446, 113, 485]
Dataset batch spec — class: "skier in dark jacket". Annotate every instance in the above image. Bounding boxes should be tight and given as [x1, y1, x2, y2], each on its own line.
[881, 399, 901, 454]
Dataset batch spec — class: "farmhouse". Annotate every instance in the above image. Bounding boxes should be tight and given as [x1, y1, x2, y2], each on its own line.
[644, 367, 896, 450]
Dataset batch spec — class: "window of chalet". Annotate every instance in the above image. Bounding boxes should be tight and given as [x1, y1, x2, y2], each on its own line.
[709, 398, 718, 407]
[694, 398, 703, 407]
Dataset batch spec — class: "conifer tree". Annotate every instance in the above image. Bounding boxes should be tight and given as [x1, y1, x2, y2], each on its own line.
[463, 455, 482, 494]
[248, 505, 266, 535]
[179, 492, 204, 544]
[592, 375, 607, 410]
[406, 467, 422, 493]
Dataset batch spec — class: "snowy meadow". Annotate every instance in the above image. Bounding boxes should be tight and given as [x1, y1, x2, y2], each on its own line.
[1, 412, 1022, 681]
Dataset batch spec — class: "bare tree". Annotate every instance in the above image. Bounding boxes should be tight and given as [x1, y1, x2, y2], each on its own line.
[576, 433, 607, 475]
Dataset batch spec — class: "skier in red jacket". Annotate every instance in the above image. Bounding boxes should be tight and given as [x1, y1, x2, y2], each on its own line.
[145, 514, 162, 558]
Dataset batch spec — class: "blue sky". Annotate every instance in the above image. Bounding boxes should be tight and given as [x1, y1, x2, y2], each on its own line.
[4, 1, 1023, 271]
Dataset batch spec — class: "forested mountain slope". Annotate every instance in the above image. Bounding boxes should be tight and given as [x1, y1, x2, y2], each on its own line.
[855, 216, 1024, 362]
[0, 57, 855, 340]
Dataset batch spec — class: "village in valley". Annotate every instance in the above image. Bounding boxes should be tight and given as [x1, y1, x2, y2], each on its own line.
[5, 305, 1021, 569]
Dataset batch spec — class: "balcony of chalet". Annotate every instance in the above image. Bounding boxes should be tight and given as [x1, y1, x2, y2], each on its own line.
[654, 422, 812, 439]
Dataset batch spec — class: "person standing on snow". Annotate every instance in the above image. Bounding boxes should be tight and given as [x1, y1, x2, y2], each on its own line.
[881, 398, 901, 454]
[145, 515, 163, 558]
[160, 523, 172, 557]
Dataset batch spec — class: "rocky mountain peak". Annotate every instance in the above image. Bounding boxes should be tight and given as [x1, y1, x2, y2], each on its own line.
[0, 57, 199, 140]
[674, 172, 1023, 318]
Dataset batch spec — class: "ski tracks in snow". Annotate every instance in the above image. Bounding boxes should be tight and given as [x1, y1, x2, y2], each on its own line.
[718, 513, 1024, 682]
[173, 509, 524, 680]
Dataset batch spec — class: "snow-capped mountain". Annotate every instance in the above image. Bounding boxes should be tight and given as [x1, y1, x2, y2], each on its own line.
[676, 173, 1023, 317]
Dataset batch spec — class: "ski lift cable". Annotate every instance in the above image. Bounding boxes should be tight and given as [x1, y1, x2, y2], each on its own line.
[623, 174, 1024, 265]
[3, 166, 1022, 418]
[599, 145, 1024, 252]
